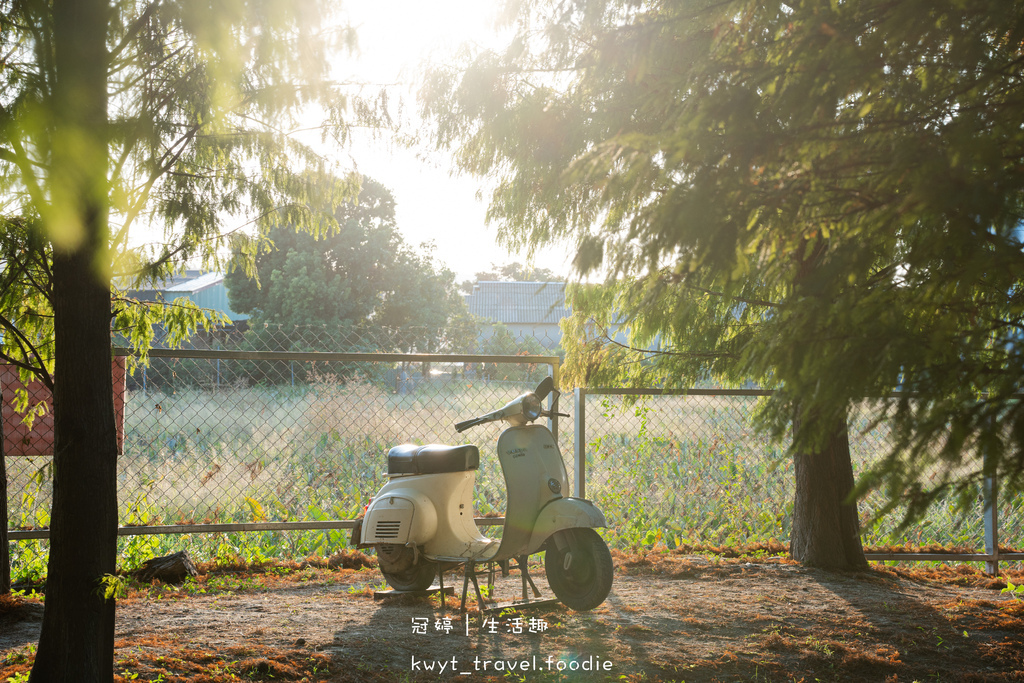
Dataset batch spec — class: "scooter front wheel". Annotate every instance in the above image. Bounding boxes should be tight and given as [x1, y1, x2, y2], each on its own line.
[375, 544, 437, 592]
[544, 528, 613, 611]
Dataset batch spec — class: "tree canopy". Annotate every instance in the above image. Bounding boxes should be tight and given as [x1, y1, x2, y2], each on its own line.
[422, 0, 1024, 542]
[225, 177, 472, 352]
[459, 261, 564, 293]
[0, 0, 372, 370]
[0, 0, 376, 675]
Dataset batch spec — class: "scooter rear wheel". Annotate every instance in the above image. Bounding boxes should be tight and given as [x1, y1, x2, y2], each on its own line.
[376, 544, 437, 592]
[544, 528, 613, 611]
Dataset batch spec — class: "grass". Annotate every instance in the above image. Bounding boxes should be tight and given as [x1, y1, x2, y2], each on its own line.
[580, 394, 1024, 552]
[6, 376, 1022, 585]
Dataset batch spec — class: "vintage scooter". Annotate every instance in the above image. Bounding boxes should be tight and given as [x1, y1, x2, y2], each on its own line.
[351, 377, 613, 611]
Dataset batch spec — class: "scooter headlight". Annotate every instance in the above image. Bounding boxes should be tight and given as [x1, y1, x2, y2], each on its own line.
[521, 393, 542, 422]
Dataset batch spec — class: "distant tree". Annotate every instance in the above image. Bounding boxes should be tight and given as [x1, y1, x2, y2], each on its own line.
[459, 261, 563, 293]
[226, 179, 399, 329]
[480, 322, 547, 357]
[478, 323, 549, 382]
[423, 0, 1024, 568]
[225, 178, 470, 359]
[374, 244, 478, 354]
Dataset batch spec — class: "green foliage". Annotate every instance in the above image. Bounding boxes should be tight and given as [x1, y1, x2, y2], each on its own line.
[480, 322, 547, 357]
[0, 0, 382, 379]
[584, 396, 792, 549]
[460, 261, 564, 293]
[225, 179, 402, 328]
[224, 177, 471, 361]
[477, 323, 551, 382]
[3, 0, 367, 258]
[1002, 581, 1024, 601]
[0, 219, 55, 389]
[423, 0, 1024, 523]
[95, 574, 128, 602]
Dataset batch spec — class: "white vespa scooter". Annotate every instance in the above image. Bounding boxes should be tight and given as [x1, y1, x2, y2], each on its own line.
[352, 377, 613, 611]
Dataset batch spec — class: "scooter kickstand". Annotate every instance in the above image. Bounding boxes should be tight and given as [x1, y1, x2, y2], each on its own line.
[516, 555, 542, 600]
[460, 562, 488, 612]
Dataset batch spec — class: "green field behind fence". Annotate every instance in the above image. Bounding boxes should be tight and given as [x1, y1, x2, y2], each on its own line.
[6, 365, 1023, 585]
[580, 394, 1023, 552]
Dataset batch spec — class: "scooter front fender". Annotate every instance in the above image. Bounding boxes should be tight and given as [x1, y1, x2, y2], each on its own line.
[527, 497, 606, 555]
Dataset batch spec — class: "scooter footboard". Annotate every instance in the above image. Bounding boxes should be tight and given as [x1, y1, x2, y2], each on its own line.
[527, 497, 606, 554]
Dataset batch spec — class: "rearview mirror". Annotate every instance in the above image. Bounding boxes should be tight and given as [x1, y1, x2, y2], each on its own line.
[535, 376, 554, 400]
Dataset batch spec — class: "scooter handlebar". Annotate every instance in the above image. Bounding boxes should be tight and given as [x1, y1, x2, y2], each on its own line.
[455, 380, 560, 433]
[454, 417, 484, 433]
[454, 405, 507, 433]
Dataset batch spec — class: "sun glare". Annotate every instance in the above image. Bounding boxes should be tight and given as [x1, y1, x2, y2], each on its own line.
[325, 1, 573, 280]
[341, 0, 506, 84]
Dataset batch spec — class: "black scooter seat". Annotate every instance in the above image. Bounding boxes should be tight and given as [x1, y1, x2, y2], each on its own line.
[387, 443, 480, 475]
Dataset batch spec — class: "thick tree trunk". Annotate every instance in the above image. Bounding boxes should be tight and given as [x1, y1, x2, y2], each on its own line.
[789, 415, 868, 570]
[30, 0, 115, 679]
[30, 246, 118, 682]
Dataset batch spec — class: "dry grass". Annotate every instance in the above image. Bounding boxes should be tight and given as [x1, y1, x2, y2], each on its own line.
[4, 552, 1024, 682]
[110, 635, 332, 683]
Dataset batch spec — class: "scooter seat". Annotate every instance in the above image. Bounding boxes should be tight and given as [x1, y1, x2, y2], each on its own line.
[387, 444, 480, 475]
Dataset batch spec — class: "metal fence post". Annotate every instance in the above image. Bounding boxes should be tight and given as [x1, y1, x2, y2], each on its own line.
[574, 387, 586, 499]
[984, 451, 999, 576]
[550, 362, 561, 447]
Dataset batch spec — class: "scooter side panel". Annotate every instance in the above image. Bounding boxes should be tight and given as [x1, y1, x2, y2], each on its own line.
[422, 470, 495, 559]
[526, 497, 607, 555]
[361, 487, 438, 545]
[362, 471, 496, 560]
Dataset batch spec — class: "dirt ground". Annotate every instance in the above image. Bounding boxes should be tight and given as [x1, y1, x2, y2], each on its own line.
[2, 550, 1024, 682]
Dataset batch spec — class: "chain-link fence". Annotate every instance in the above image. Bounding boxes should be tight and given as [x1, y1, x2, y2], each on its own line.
[572, 389, 1024, 557]
[5, 323, 559, 581]
[5, 322, 1023, 582]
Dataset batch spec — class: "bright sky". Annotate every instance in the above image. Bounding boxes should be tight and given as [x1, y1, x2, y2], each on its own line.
[127, 1, 573, 283]
[335, 1, 574, 282]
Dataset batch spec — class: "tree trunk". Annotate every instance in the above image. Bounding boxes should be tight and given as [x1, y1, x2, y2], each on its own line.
[789, 415, 868, 570]
[30, 245, 118, 682]
[30, 0, 115, 679]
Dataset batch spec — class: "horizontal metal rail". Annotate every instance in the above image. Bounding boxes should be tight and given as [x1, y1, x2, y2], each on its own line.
[574, 387, 1024, 399]
[865, 552, 1024, 563]
[574, 387, 775, 397]
[113, 347, 560, 367]
[7, 517, 506, 540]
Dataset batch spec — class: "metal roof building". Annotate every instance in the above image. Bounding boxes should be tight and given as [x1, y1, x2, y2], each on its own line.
[129, 270, 249, 322]
[464, 281, 569, 349]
